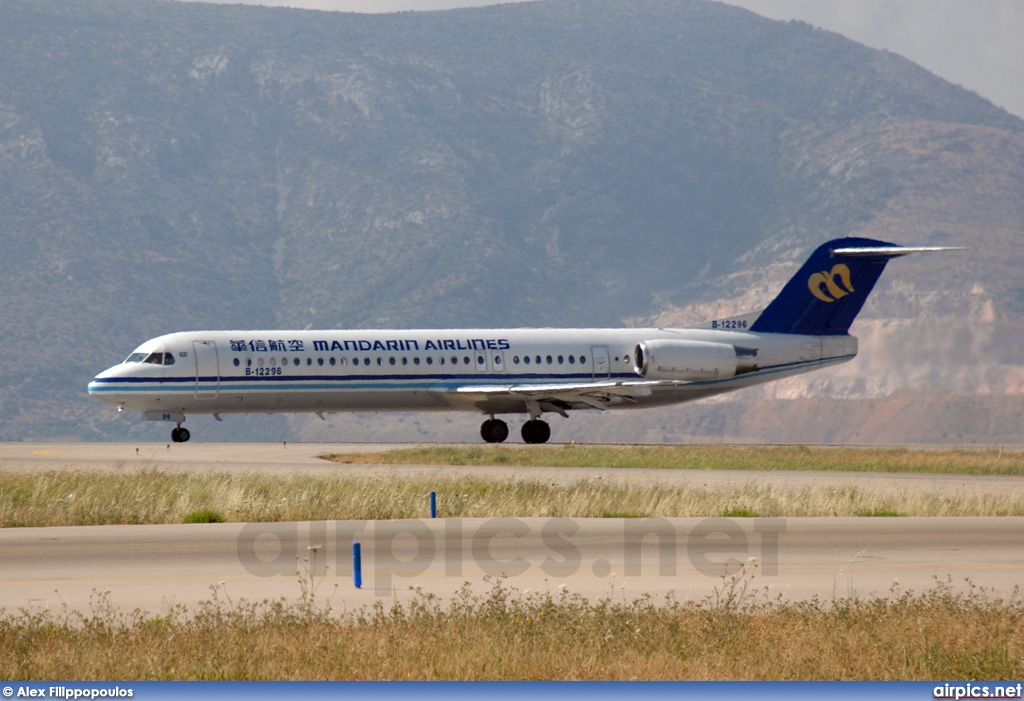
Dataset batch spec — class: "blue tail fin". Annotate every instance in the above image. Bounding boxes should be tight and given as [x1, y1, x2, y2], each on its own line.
[750, 237, 924, 336]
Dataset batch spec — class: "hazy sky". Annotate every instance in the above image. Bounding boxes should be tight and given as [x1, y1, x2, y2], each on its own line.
[178, 0, 1024, 120]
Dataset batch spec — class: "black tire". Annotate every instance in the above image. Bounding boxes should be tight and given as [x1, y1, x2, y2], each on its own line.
[521, 419, 551, 444]
[481, 418, 509, 443]
[178, 427, 191, 442]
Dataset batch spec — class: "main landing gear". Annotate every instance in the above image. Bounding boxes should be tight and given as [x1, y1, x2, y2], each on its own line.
[479, 417, 551, 444]
[520, 419, 551, 444]
[480, 418, 510, 443]
[170, 425, 191, 443]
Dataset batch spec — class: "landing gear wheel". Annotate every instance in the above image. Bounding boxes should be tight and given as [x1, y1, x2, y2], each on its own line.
[171, 427, 191, 443]
[480, 418, 509, 444]
[521, 419, 551, 444]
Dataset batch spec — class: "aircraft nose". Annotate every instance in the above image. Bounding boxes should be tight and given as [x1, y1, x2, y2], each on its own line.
[87, 366, 123, 404]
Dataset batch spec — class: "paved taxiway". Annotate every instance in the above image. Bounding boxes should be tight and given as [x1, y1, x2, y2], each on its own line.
[1, 443, 1022, 616]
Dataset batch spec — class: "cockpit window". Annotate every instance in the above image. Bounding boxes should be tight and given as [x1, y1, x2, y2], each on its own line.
[126, 351, 175, 365]
[146, 352, 176, 365]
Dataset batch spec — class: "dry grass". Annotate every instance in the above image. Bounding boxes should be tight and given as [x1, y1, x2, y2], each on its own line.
[2, 469, 1024, 527]
[4, 445, 1021, 679]
[4, 445, 1020, 527]
[2, 570, 1021, 680]
[326, 444, 1024, 475]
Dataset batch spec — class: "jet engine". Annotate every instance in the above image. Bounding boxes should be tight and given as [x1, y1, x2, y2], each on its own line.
[633, 340, 742, 381]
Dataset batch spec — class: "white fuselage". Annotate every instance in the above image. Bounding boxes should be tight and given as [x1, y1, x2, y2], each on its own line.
[87, 327, 857, 420]
[87, 237, 946, 444]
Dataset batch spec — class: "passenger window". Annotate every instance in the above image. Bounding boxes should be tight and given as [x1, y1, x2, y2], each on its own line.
[524, 356, 530, 365]
[558, 355, 564, 364]
[546, 355, 553, 364]
[330, 357, 336, 366]
[318, 358, 324, 366]
[426, 357, 433, 365]
[535, 356, 542, 364]
[580, 356, 587, 364]
[568, 356, 575, 364]
[414, 357, 421, 365]
[233, 358, 240, 367]
[513, 356, 520, 364]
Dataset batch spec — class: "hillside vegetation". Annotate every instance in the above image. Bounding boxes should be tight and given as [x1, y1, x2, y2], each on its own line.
[0, 0, 1021, 442]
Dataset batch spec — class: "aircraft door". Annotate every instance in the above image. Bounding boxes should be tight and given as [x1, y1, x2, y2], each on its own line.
[489, 350, 505, 374]
[475, 350, 505, 373]
[591, 346, 610, 379]
[193, 340, 220, 399]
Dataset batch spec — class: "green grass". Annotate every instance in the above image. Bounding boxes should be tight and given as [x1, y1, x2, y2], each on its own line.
[721, 507, 759, 518]
[184, 508, 225, 524]
[324, 444, 1024, 476]
[857, 508, 903, 517]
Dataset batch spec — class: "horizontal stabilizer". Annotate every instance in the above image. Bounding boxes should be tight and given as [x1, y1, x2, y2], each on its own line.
[831, 245, 964, 258]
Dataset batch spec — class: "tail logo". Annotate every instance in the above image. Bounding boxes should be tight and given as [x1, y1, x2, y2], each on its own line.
[808, 264, 855, 303]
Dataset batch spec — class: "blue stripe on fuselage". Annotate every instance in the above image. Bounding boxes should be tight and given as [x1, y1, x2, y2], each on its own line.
[87, 356, 851, 395]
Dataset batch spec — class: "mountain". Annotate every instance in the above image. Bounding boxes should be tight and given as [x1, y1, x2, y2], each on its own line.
[0, 0, 1021, 443]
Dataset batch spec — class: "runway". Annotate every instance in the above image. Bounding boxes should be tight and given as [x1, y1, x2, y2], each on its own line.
[1, 443, 1023, 616]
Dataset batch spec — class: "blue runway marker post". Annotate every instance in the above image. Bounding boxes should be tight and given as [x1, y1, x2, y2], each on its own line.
[430, 491, 437, 518]
[352, 542, 362, 589]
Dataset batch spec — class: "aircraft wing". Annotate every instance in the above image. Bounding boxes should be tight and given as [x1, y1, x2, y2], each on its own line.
[453, 380, 660, 412]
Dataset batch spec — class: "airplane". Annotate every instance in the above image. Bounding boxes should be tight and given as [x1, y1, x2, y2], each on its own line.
[88, 237, 956, 444]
